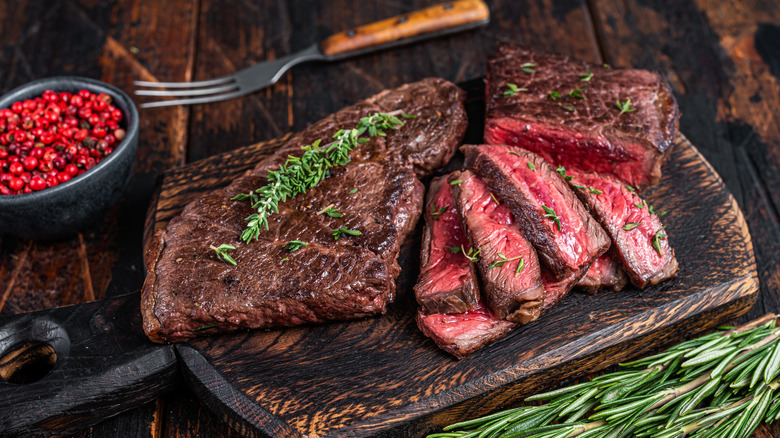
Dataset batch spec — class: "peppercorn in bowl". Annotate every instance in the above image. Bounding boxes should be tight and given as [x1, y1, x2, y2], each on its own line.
[0, 77, 139, 239]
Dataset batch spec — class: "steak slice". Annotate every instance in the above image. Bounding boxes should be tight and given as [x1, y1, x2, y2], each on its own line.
[577, 251, 629, 293]
[451, 170, 544, 324]
[567, 170, 678, 288]
[416, 302, 515, 359]
[484, 44, 680, 191]
[142, 78, 467, 343]
[541, 269, 582, 312]
[414, 176, 479, 314]
[463, 144, 610, 281]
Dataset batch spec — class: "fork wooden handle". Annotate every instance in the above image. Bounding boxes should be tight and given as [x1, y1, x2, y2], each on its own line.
[320, 0, 490, 57]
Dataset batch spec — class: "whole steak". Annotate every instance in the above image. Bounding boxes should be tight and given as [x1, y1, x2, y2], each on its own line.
[484, 44, 680, 191]
[142, 78, 467, 343]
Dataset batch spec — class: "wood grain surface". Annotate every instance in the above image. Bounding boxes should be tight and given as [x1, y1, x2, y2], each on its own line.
[0, 0, 777, 436]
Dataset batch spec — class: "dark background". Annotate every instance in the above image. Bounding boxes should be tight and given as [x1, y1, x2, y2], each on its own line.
[0, 0, 778, 436]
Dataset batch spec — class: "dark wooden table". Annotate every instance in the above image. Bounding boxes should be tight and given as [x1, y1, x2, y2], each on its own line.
[1, 0, 778, 436]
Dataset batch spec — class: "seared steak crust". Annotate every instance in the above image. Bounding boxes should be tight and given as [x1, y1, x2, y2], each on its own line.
[484, 44, 680, 191]
[414, 176, 480, 314]
[142, 78, 467, 343]
[463, 145, 610, 281]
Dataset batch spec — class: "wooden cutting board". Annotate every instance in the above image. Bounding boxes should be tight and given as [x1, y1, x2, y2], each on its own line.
[0, 80, 758, 438]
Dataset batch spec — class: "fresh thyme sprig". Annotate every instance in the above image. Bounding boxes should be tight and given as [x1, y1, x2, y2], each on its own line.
[488, 253, 523, 269]
[332, 227, 362, 240]
[285, 240, 308, 252]
[430, 316, 780, 438]
[431, 202, 449, 220]
[542, 205, 562, 231]
[233, 111, 411, 244]
[616, 98, 637, 115]
[653, 226, 667, 256]
[209, 244, 237, 266]
[504, 83, 527, 96]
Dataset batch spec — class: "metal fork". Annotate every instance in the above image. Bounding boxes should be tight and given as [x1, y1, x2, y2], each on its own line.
[134, 0, 489, 108]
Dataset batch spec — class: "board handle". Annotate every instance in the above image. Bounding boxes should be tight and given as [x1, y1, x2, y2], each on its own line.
[320, 0, 490, 57]
[0, 292, 177, 437]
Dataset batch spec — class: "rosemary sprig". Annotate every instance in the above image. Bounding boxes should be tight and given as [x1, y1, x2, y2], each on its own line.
[209, 244, 237, 266]
[542, 205, 562, 231]
[588, 186, 603, 195]
[527, 161, 536, 171]
[233, 111, 409, 243]
[431, 317, 780, 438]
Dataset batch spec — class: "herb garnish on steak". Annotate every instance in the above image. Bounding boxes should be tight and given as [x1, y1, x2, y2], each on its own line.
[414, 176, 480, 315]
[463, 145, 610, 281]
[451, 170, 544, 324]
[567, 170, 678, 288]
[141, 78, 467, 343]
[484, 44, 680, 191]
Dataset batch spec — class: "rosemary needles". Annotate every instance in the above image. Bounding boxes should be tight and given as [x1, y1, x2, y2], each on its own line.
[430, 315, 780, 438]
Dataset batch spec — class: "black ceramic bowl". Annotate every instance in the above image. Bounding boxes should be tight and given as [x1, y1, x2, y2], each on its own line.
[0, 77, 139, 240]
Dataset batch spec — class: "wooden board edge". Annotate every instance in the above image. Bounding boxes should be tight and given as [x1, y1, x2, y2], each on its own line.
[175, 345, 302, 438]
[343, 274, 759, 436]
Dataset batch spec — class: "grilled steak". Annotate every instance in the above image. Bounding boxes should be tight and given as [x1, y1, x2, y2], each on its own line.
[142, 78, 468, 343]
[414, 176, 479, 314]
[567, 170, 678, 288]
[463, 145, 610, 281]
[484, 44, 680, 191]
[417, 302, 515, 359]
[541, 269, 581, 312]
[451, 170, 544, 324]
[577, 251, 629, 293]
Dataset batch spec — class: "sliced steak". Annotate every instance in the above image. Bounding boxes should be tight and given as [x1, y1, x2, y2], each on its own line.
[567, 170, 678, 288]
[142, 78, 468, 343]
[463, 144, 610, 281]
[414, 176, 479, 314]
[417, 302, 515, 359]
[541, 269, 582, 312]
[577, 251, 629, 293]
[451, 170, 544, 324]
[484, 44, 680, 191]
